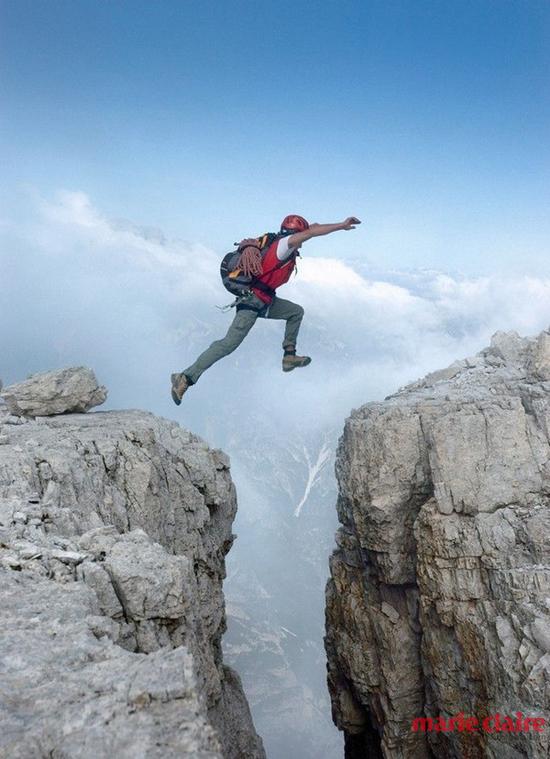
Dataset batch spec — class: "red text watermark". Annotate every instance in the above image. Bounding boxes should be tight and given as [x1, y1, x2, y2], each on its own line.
[411, 712, 546, 734]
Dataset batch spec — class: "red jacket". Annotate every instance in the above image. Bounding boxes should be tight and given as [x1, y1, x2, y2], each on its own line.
[252, 238, 297, 304]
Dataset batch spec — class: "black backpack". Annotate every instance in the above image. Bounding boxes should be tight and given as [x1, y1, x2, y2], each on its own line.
[220, 232, 291, 297]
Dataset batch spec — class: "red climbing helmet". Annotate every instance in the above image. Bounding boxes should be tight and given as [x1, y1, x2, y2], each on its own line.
[280, 214, 309, 234]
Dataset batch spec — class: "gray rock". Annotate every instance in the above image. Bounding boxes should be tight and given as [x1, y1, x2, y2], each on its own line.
[0, 408, 265, 759]
[0, 366, 107, 417]
[530, 330, 550, 381]
[487, 329, 529, 364]
[103, 529, 192, 621]
[0, 571, 222, 759]
[50, 548, 87, 564]
[326, 329, 550, 759]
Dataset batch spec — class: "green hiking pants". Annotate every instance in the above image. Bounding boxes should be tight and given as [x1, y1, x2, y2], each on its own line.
[183, 293, 304, 384]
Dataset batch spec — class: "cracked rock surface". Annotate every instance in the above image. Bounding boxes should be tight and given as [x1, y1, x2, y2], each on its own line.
[0, 406, 265, 759]
[0, 366, 107, 417]
[325, 329, 550, 758]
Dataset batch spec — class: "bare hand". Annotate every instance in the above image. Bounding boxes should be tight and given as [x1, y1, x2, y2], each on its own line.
[341, 216, 361, 230]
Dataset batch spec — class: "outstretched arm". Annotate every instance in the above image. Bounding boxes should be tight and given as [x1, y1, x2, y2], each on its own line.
[288, 217, 361, 248]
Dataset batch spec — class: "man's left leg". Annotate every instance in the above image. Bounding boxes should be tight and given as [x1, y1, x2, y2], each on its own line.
[266, 296, 311, 372]
[171, 305, 259, 404]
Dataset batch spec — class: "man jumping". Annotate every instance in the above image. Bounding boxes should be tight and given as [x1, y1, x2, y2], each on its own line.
[171, 214, 361, 404]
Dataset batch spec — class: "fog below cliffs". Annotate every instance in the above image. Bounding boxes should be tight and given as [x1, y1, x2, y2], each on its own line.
[4, 191, 550, 757]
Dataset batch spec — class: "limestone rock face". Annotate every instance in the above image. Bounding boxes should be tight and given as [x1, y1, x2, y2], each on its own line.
[325, 329, 550, 759]
[0, 366, 107, 417]
[0, 408, 265, 759]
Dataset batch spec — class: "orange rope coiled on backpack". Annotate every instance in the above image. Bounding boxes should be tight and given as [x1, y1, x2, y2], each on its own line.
[235, 238, 264, 277]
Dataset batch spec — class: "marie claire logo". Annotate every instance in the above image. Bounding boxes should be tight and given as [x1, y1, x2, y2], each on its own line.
[411, 712, 546, 734]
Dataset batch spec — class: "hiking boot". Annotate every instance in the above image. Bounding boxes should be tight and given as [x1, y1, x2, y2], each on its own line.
[171, 372, 190, 405]
[282, 354, 312, 372]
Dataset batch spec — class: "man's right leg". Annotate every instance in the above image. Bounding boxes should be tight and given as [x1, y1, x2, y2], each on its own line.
[266, 296, 311, 372]
[184, 308, 259, 384]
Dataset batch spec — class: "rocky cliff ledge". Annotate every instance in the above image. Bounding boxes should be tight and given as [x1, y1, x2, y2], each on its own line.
[325, 330, 550, 759]
[0, 380, 265, 758]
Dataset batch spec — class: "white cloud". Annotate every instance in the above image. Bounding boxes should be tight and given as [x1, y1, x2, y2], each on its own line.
[26, 189, 220, 297]
[3, 189, 550, 432]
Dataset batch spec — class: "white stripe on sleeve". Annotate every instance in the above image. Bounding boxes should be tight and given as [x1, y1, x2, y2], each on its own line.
[276, 236, 296, 261]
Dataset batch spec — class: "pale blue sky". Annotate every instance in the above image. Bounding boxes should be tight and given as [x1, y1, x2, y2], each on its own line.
[2, 0, 549, 273]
